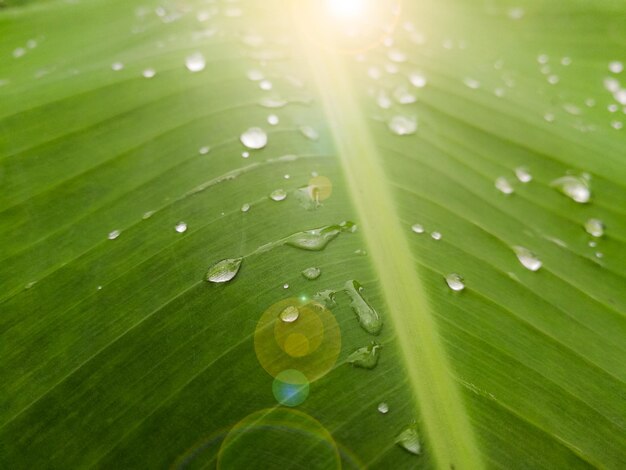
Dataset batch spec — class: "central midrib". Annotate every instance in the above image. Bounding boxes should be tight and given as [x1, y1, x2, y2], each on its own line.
[296, 23, 485, 470]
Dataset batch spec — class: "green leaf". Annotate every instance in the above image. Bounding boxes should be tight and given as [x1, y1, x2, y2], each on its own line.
[1, 0, 625, 469]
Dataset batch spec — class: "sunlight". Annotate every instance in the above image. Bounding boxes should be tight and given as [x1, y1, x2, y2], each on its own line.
[325, 0, 367, 20]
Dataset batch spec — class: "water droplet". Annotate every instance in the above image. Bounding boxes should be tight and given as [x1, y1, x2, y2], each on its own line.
[512, 246, 542, 271]
[259, 79, 273, 90]
[242, 151, 250, 158]
[142, 211, 155, 220]
[550, 175, 590, 203]
[409, 72, 427, 88]
[301, 267, 321, 280]
[584, 218, 604, 237]
[609, 61, 624, 74]
[515, 166, 532, 183]
[445, 273, 465, 291]
[241, 203, 251, 212]
[279, 305, 299, 323]
[198, 146, 210, 155]
[588, 240, 597, 248]
[431, 231, 442, 241]
[344, 280, 382, 335]
[283, 283, 290, 289]
[595, 252, 604, 259]
[142, 68, 156, 78]
[285, 221, 354, 251]
[377, 402, 389, 414]
[313, 289, 336, 308]
[108, 230, 121, 240]
[259, 96, 288, 108]
[206, 257, 243, 283]
[393, 86, 416, 104]
[388, 49, 407, 63]
[185, 52, 206, 72]
[269, 189, 287, 201]
[346, 341, 382, 369]
[247, 69, 263, 81]
[396, 424, 421, 455]
[12, 47, 26, 58]
[388, 116, 417, 135]
[495, 176, 514, 194]
[463, 77, 481, 89]
[240, 127, 267, 149]
[267, 114, 279, 125]
[175, 222, 187, 233]
[411, 224, 424, 234]
[300, 125, 319, 141]
[111, 62, 124, 71]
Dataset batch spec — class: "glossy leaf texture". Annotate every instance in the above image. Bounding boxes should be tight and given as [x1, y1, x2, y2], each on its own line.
[1, 0, 625, 469]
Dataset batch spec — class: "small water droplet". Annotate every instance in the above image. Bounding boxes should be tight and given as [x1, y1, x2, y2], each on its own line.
[198, 146, 210, 155]
[396, 424, 421, 455]
[259, 79, 272, 90]
[142, 68, 156, 78]
[175, 222, 187, 233]
[515, 166, 532, 183]
[247, 69, 264, 81]
[513, 246, 542, 271]
[411, 224, 424, 234]
[283, 283, 290, 289]
[595, 251, 604, 259]
[142, 211, 155, 220]
[185, 52, 206, 72]
[279, 305, 299, 323]
[111, 62, 124, 71]
[108, 230, 121, 240]
[431, 231, 442, 240]
[242, 151, 250, 158]
[588, 240, 597, 248]
[445, 273, 465, 291]
[550, 175, 590, 203]
[206, 257, 243, 283]
[240, 127, 267, 149]
[12, 47, 26, 58]
[388, 115, 417, 135]
[409, 72, 427, 88]
[301, 267, 321, 280]
[267, 114, 279, 125]
[241, 203, 251, 212]
[346, 341, 382, 369]
[259, 96, 288, 108]
[344, 280, 382, 335]
[269, 189, 287, 201]
[300, 125, 319, 141]
[377, 402, 389, 414]
[495, 176, 514, 194]
[584, 218, 604, 237]
[609, 61, 624, 74]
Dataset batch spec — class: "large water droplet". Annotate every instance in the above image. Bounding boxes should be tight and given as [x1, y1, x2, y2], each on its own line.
[285, 221, 354, 251]
[269, 189, 287, 201]
[279, 305, 299, 323]
[240, 127, 267, 149]
[585, 218, 604, 237]
[301, 267, 321, 280]
[346, 341, 382, 369]
[396, 424, 421, 455]
[206, 257, 243, 283]
[377, 402, 389, 414]
[445, 273, 465, 291]
[344, 280, 382, 335]
[495, 176, 514, 194]
[550, 175, 590, 203]
[388, 116, 417, 135]
[185, 52, 206, 72]
[512, 246, 542, 271]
